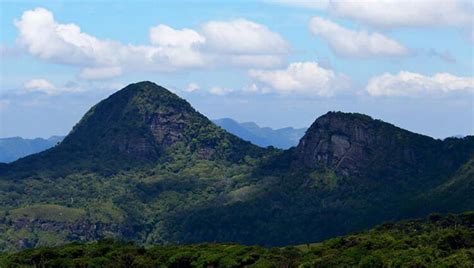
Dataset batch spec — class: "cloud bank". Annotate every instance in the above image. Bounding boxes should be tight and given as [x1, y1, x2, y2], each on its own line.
[15, 8, 290, 80]
[309, 17, 409, 58]
[249, 61, 348, 97]
[366, 71, 474, 97]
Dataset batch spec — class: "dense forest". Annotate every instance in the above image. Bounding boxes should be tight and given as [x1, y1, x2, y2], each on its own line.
[0, 82, 473, 252]
[1, 212, 473, 267]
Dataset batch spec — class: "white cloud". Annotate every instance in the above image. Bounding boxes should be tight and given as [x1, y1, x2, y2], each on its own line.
[269, 0, 472, 29]
[15, 8, 120, 66]
[149, 24, 205, 48]
[185, 82, 200, 92]
[243, 83, 264, 93]
[14, 8, 289, 80]
[15, 8, 207, 73]
[23, 79, 57, 94]
[309, 17, 409, 57]
[23, 79, 85, 95]
[79, 66, 123, 80]
[209, 86, 233, 96]
[329, 0, 473, 29]
[201, 19, 289, 54]
[248, 61, 348, 96]
[366, 71, 474, 97]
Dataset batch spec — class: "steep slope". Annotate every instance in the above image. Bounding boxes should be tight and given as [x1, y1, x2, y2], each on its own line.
[0, 82, 275, 251]
[1, 82, 266, 177]
[416, 157, 474, 213]
[295, 112, 469, 179]
[0, 136, 63, 163]
[162, 112, 474, 246]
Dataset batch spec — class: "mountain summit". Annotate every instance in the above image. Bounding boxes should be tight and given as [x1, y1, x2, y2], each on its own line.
[295, 112, 472, 178]
[3, 82, 265, 176]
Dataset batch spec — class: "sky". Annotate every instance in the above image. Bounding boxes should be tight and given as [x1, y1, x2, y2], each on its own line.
[0, 0, 473, 139]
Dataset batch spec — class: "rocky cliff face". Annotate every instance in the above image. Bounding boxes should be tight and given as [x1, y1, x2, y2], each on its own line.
[295, 112, 441, 177]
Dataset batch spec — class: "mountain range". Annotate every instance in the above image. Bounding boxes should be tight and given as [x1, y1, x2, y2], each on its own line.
[0, 119, 305, 164]
[213, 118, 306, 149]
[0, 81, 472, 252]
[0, 136, 63, 163]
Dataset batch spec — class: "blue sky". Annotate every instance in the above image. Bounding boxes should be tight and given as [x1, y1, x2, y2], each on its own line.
[0, 0, 473, 139]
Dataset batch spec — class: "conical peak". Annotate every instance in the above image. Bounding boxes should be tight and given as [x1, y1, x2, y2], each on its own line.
[3, 82, 266, 177]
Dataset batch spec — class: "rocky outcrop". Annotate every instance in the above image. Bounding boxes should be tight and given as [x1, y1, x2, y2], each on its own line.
[8, 218, 124, 250]
[295, 112, 439, 177]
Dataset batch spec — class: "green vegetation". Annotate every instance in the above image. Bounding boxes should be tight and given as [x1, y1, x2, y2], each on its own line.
[1, 212, 473, 267]
[10, 205, 86, 223]
[0, 81, 473, 252]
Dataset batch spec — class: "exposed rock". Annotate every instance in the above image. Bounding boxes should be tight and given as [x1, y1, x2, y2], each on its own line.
[295, 112, 439, 177]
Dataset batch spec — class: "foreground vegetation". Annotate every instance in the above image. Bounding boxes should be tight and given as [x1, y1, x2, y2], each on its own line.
[1, 212, 473, 267]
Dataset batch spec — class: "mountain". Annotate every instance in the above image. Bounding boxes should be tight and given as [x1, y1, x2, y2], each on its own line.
[213, 118, 307, 149]
[0, 117, 302, 164]
[295, 112, 471, 179]
[2, 212, 473, 267]
[0, 136, 63, 163]
[163, 112, 474, 246]
[0, 81, 472, 252]
[1, 81, 267, 177]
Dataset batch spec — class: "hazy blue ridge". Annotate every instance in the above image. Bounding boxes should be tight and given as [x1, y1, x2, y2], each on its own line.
[0, 136, 64, 163]
[213, 118, 307, 149]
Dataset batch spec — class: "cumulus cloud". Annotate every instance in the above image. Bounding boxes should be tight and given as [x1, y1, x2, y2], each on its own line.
[197, 19, 289, 68]
[149, 24, 205, 48]
[23, 79, 84, 95]
[185, 82, 200, 92]
[309, 17, 409, 57]
[14, 8, 206, 74]
[209, 86, 233, 96]
[23, 79, 57, 94]
[15, 8, 120, 66]
[366, 71, 474, 97]
[329, 0, 473, 29]
[243, 83, 266, 94]
[271, 0, 472, 29]
[248, 61, 348, 96]
[14, 8, 289, 81]
[79, 66, 123, 80]
[201, 19, 289, 54]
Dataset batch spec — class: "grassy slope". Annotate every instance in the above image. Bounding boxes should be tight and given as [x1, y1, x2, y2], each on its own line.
[1, 212, 473, 267]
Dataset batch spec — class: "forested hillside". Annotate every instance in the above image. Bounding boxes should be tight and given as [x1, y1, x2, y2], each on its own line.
[1, 212, 472, 267]
[0, 82, 472, 251]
